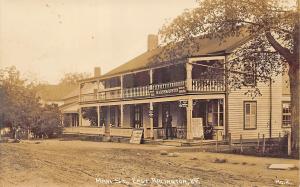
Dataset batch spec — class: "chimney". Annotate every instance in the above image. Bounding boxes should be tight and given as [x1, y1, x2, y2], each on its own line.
[147, 34, 158, 51]
[94, 67, 101, 77]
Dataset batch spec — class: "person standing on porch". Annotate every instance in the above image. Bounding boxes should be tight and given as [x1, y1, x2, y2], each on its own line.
[164, 111, 173, 139]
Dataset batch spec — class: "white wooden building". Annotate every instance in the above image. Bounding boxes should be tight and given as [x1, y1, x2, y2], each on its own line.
[60, 34, 291, 141]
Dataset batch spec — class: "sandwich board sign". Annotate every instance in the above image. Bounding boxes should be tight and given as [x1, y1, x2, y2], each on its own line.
[192, 118, 204, 138]
[130, 129, 143, 144]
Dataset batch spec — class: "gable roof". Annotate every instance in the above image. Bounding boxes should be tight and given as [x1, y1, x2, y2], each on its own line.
[62, 87, 79, 100]
[103, 32, 250, 78]
[79, 31, 250, 83]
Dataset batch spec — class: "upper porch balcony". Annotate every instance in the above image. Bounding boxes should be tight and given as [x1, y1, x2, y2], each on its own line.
[79, 58, 225, 103]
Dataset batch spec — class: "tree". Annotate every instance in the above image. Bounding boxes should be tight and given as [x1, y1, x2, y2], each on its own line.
[0, 66, 41, 137]
[59, 72, 91, 86]
[0, 66, 63, 139]
[158, 0, 299, 153]
[31, 104, 63, 138]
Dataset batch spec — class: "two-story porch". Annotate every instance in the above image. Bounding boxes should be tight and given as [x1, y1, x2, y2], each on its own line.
[76, 56, 226, 140]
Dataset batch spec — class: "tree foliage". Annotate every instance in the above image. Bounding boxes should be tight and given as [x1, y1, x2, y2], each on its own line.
[31, 104, 63, 138]
[159, 0, 299, 152]
[59, 72, 91, 86]
[0, 66, 63, 139]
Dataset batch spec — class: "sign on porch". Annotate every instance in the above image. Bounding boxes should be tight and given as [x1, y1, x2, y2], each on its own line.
[149, 110, 154, 118]
[179, 100, 188, 107]
[192, 118, 204, 139]
[130, 129, 143, 144]
[149, 86, 186, 97]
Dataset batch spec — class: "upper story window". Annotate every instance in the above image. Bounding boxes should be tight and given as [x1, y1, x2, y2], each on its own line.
[243, 64, 256, 86]
[244, 101, 257, 129]
[282, 102, 291, 127]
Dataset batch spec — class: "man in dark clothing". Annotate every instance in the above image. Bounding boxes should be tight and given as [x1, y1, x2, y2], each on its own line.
[165, 111, 173, 139]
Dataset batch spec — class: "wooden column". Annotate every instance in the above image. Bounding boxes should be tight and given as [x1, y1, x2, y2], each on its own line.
[149, 69, 153, 95]
[97, 106, 100, 127]
[186, 63, 193, 91]
[96, 80, 100, 100]
[149, 102, 154, 139]
[79, 108, 82, 126]
[186, 98, 193, 140]
[120, 104, 124, 127]
[79, 83, 83, 103]
[120, 75, 123, 98]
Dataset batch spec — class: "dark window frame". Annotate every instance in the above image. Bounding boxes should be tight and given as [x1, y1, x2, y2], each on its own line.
[243, 64, 257, 86]
[282, 101, 291, 128]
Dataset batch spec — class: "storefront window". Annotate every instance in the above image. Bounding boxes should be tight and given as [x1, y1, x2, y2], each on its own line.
[131, 105, 143, 128]
[110, 107, 115, 127]
[208, 99, 223, 126]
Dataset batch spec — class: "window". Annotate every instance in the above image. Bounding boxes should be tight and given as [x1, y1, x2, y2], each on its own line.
[110, 107, 115, 127]
[153, 105, 159, 127]
[282, 102, 291, 127]
[207, 100, 223, 126]
[131, 105, 143, 128]
[243, 64, 256, 86]
[244, 101, 257, 129]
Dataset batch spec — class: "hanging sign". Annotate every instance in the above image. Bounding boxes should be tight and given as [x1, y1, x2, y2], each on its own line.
[149, 110, 154, 118]
[179, 100, 188, 107]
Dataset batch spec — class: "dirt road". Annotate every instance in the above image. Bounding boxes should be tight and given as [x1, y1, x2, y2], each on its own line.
[0, 140, 299, 187]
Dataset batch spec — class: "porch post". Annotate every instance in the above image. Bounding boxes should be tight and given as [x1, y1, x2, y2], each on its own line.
[186, 99, 193, 140]
[120, 104, 124, 127]
[79, 83, 83, 103]
[79, 107, 82, 126]
[120, 75, 123, 98]
[149, 102, 154, 139]
[186, 63, 193, 91]
[76, 113, 79, 126]
[149, 69, 153, 96]
[96, 80, 100, 100]
[150, 69, 153, 85]
[97, 106, 100, 127]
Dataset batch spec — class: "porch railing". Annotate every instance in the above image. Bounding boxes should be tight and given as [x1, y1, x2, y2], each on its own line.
[80, 79, 224, 102]
[152, 80, 186, 90]
[123, 85, 150, 98]
[98, 89, 121, 100]
[192, 79, 225, 92]
[80, 93, 95, 102]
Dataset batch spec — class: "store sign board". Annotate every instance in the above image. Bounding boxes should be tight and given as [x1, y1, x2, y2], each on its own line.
[130, 129, 143, 144]
[150, 86, 186, 96]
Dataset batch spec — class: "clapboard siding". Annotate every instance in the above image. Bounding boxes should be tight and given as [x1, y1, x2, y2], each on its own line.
[228, 82, 271, 140]
[228, 72, 291, 140]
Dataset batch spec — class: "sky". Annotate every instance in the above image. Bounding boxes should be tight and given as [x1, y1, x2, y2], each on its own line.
[0, 0, 198, 84]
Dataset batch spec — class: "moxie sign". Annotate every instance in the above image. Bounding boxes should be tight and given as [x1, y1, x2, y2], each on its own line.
[150, 86, 186, 96]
